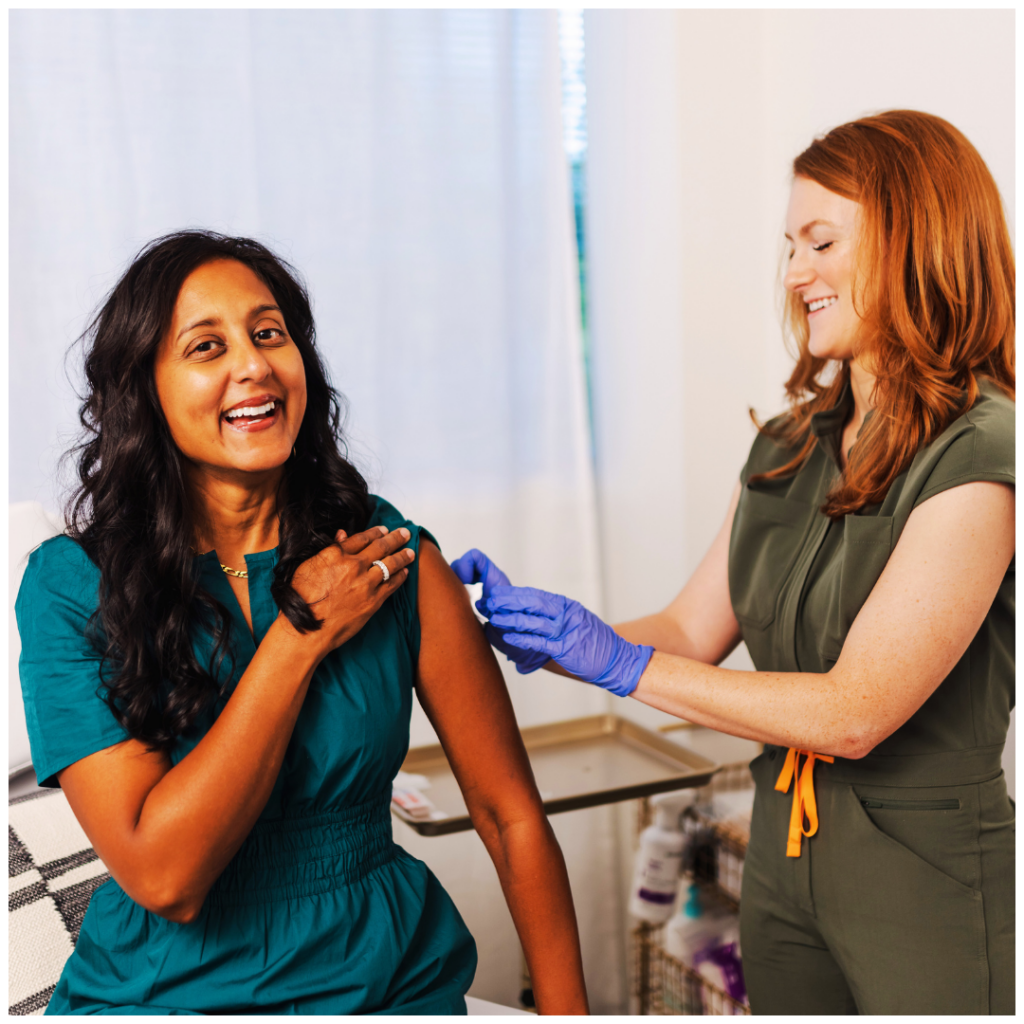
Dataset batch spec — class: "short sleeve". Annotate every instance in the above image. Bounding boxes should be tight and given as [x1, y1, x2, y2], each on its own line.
[914, 384, 1015, 508]
[15, 535, 129, 787]
[365, 495, 439, 661]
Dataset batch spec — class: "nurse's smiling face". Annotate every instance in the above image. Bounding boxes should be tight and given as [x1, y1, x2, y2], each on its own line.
[783, 176, 865, 363]
[153, 259, 307, 484]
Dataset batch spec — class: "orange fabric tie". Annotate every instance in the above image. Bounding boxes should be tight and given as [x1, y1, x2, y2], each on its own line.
[774, 748, 835, 858]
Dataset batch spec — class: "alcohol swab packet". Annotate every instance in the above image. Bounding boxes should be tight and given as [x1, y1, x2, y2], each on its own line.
[391, 787, 435, 820]
[392, 770, 437, 821]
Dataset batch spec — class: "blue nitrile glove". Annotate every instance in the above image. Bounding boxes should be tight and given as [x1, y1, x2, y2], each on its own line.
[484, 586, 654, 697]
[449, 549, 549, 674]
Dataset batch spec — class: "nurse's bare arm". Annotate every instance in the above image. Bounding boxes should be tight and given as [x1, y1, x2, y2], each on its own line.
[55, 527, 414, 925]
[612, 482, 743, 665]
[629, 481, 1014, 759]
[415, 541, 589, 1015]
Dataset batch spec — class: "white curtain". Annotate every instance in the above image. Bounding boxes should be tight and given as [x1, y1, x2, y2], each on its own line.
[11, 10, 625, 1010]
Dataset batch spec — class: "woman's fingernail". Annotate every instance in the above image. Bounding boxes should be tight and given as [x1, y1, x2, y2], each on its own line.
[399, 528, 411, 539]
[379, 526, 389, 535]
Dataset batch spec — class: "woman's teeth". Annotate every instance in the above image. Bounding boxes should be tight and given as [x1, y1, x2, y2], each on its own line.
[807, 296, 837, 312]
[225, 401, 276, 420]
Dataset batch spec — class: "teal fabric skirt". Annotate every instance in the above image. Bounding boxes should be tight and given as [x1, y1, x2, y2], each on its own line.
[47, 798, 476, 1014]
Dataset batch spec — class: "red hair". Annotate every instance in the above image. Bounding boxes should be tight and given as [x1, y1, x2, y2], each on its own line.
[754, 110, 1014, 516]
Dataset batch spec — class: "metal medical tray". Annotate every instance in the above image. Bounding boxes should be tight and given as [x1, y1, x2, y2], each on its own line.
[393, 713, 720, 836]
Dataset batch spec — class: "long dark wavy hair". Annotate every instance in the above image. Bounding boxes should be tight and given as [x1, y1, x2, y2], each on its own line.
[65, 231, 371, 752]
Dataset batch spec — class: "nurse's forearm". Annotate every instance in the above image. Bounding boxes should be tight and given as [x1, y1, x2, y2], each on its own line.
[538, 607, 740, 677]
[630, 653, 872, 759]
[614, 612, 693, 655]
[538, 612, 711, 681]
[539, 610, 733, 682]
[614, 611, 741, 664]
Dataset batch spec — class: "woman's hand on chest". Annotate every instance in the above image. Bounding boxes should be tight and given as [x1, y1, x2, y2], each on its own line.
[284, 525, 416, 661]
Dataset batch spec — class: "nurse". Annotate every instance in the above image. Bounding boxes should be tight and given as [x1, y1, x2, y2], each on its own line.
[453, 110, 1014, 1014]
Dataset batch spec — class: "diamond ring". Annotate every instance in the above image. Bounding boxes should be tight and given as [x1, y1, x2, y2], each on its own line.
[371, 559, 390, 582]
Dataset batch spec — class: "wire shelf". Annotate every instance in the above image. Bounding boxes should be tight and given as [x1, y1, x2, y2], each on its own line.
[633, 924, 750, 1015]
[633, 759, 754, 1013]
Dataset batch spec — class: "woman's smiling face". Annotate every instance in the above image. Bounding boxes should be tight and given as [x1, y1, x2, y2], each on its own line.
[154, 259, 307, 480]
[783, 176, 865, 362]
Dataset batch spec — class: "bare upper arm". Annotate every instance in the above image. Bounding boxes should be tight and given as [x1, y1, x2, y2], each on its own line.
[654, 481, 743, 663]
[57, 739, 172, 902]
[833, 480, 1015, 753]
[414, 540, 543, 828]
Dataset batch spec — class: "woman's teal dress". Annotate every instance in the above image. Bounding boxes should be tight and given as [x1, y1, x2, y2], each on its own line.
[16, 497, 477, 1015]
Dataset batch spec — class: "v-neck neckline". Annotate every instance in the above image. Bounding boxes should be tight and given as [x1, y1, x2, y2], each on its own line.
[195, 548, 279, 652]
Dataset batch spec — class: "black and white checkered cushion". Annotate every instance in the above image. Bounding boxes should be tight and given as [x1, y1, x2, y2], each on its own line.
[9, 788, 110, 1015]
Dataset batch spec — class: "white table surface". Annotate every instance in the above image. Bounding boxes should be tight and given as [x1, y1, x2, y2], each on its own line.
[466, 995, 530, 1015]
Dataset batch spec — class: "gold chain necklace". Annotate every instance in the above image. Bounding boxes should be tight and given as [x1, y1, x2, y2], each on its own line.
[220, 563, 248, 579]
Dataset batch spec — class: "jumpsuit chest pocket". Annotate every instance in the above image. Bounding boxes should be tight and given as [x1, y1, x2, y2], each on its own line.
[817, 514, 895, 665]
[729, 487, 817, 630]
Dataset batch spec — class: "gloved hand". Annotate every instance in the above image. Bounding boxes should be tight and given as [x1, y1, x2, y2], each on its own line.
[484, 586, 654, 697]
[449, 549, 549, 674]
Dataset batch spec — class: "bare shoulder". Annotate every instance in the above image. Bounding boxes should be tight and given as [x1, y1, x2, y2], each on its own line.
[415, 539, 476, 620]
[415, 539, 493, 672]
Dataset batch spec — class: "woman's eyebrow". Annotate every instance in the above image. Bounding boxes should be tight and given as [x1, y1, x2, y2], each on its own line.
[784, 218, 841, 241]
[250, 304, 283, 320]
[176, 316, 220, 342]
[175, 305, 282, 343]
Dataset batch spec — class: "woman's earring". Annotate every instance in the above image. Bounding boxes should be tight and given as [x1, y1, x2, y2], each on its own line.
[292, 445, 298, 459]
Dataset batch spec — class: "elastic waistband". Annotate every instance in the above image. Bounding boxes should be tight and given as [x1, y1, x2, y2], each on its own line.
[764, 744, 1004, 788]
[207, 796, 395, 907]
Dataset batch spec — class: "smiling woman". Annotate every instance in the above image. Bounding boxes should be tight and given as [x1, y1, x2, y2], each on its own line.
[155, 261, 307, 479]
[16, 231, 589, 1014]
[152, 259, 313, 631]
[782, 179, 862, 364]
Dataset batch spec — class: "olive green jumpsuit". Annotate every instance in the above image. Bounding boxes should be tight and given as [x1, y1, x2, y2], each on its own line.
[729, 379, 1014, 1015]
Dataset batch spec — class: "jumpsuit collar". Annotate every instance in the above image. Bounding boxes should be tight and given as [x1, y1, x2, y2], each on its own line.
[809, 380, 874, 469]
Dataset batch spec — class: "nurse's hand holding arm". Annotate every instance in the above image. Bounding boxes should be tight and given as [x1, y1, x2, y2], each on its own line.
[454, 474, 1014, 760]
[449, 548, 550, 674]
[484, 588, 654, 696]
[451, 549, 654, 693]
